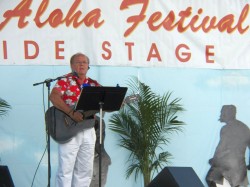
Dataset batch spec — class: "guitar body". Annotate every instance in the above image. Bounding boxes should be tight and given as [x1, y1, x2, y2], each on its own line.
[45, 106, 97, 144]
[45, 95, 138, 144]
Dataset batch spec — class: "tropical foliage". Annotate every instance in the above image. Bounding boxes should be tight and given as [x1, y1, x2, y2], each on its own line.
[109, 77, 185, 186]
[0, 98, 11, 117]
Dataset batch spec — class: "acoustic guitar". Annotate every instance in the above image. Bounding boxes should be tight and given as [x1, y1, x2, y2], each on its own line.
[45, 94, 138, 144]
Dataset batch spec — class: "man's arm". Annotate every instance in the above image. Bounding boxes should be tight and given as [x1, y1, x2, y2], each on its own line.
[49, 88, 83, 122]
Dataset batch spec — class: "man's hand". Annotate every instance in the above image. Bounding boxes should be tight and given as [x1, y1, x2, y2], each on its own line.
[70, 111, 84, 122]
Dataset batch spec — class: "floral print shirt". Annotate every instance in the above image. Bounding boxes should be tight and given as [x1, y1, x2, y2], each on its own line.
[54, 73, 100, 106]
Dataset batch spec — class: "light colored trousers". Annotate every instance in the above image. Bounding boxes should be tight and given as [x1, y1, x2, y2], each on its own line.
[55, 127, 96, 187]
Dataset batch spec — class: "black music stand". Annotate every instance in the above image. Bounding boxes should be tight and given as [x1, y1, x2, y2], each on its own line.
[75, 86, 127, 187]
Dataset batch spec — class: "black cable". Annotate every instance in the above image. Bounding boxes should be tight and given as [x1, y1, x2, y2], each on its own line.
[30, 83, 49, 187]
[30, 146, 47, 187]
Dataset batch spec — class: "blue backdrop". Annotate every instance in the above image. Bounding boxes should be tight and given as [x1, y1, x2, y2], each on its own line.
[0, 65, 250, 187]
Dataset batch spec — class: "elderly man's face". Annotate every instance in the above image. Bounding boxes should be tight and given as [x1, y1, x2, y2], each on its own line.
[71, 55, 89, 76]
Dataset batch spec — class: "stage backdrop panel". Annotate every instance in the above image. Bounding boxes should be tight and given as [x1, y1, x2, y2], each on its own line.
[0, 0, 249, 68]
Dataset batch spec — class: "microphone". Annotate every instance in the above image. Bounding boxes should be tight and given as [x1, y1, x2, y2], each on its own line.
[72, 70, 79, 78]
[81, 83, 90, 89]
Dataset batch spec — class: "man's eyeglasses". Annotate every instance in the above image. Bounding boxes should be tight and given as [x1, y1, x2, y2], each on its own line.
[74, 61, 88, 65]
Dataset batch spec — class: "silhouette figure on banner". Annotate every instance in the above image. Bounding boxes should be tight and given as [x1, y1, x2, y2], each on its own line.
[90, 116, 111, 187]
[206, 105, 250, 187]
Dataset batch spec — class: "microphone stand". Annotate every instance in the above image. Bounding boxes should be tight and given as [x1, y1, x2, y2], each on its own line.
[33, 76, 63, 187]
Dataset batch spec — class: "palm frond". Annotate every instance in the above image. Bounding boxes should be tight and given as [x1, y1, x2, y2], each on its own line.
[0, 98, 11, 117]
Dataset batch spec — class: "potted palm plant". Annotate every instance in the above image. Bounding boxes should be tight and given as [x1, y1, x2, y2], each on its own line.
[109, 77, 185, 187]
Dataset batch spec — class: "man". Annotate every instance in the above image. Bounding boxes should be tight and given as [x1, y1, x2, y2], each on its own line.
[206, 105, 250, 187]
[49, 53, 101, 187]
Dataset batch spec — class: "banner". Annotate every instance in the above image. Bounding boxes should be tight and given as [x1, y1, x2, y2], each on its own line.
[0, 0, 249, 68]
